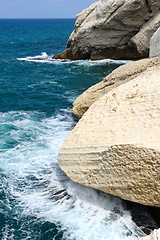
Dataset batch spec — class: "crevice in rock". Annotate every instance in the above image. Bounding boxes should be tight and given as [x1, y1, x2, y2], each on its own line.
[144, 0, 152, 14]
[124, 201, 160, 235]
[104, 2, 126, 25]
[116, 30, 138, 46]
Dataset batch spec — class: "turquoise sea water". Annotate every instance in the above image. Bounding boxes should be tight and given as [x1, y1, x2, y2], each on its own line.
[0, 19, 144, 240]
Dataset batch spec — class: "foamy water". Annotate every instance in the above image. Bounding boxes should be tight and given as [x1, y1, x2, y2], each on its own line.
[17, 52, 132, 65]
[0, 17, 144, 238]
[0, 109, 144, 240]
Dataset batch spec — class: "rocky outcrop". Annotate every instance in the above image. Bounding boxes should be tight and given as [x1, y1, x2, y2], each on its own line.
[54, 0, 160, 60]
[137, 229, 160, 240]
[58, 60, 160, 207]
[150, 27, 160, 58]
[131, 13, 160, 57]
[73, 57, 160, 118]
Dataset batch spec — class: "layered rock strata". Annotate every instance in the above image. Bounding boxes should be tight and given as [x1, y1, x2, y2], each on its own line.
[73, 57, 160, 118]
[150, 27, 160, 58]
[54, 0, 160, 60]
[58, 60, 160, 207]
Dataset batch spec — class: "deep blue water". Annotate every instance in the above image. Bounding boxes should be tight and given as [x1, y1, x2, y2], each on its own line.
[0, 19, 144, 240]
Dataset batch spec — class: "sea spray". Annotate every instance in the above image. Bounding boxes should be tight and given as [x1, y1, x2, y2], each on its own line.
[0, 110, 144, 240]
[17, 52, 132, 65]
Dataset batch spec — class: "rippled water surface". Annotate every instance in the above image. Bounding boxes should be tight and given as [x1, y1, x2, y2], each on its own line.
[0, 19, 144, 240]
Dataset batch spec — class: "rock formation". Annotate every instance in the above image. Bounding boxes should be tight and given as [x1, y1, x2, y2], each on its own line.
[73, 57, 160, 118]
[58, 58, 160, 207]
[54, 0, 160, 60]
[150, 27, 160, 58]
[137, 229, 160, 240]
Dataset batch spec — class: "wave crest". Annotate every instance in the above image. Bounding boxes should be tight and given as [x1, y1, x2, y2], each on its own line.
[17, 52, 132, 65]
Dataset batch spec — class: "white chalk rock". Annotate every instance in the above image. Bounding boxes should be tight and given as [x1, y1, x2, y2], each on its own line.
[150, 27, 160, 58]
[58, 59, 160, 207]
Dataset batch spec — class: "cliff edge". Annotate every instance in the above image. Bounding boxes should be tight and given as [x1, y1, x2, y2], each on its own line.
[54, 0, 160, 60]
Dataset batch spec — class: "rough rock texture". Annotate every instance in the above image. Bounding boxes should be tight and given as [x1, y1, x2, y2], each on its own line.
[54, 0, 160, 60]
[150, 27, 160, 58]
[73, 57, 160, 118]
[132, 13, 160, 57]
[58, 62, 160, 207]
[137, 229, 160, 240]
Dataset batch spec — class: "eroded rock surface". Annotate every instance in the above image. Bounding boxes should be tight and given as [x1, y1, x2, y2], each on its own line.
[58, 62, 160, 207]
[54, 0, 160, 60]
[73, 57, 160, 118]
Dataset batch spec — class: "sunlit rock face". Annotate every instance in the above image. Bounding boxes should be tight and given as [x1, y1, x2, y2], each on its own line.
[73, 57, 160, 118]
[150, 27, 160, 58]
[54, 0, 160, 60]
[58, 60, 160, 207]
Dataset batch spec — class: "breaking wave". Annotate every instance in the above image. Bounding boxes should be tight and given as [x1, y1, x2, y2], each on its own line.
[0, 110, 144, 240]
[17, 52, 132, 65]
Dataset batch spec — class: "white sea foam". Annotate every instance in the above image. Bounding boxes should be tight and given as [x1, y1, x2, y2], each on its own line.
[17, 52, 49, 62]
[0, 110, 144, 240]
[17, 52, 132, 65]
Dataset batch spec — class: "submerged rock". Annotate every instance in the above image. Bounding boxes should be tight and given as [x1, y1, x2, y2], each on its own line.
[58, 61, 160, 207]
[54, 0, 160, 60]
[73, 57, 160, 118]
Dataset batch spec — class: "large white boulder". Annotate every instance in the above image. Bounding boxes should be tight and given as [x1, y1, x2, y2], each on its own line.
[58, 59, 160, 207]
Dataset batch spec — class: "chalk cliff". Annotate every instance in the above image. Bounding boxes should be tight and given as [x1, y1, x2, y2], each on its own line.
[73, 57, 160, 118]
[58, 58, 160, 207]
[54, 0, 160, 60]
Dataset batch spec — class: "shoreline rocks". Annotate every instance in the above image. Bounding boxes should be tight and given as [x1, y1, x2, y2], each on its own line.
[54, 0, 160, 60]
[73, 57, 160, 118]
[58, 58, 160, 207]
